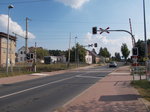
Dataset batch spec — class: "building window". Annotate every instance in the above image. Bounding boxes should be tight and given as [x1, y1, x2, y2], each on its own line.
[20, 51, 23, 54]
[30, 53, 34, 59]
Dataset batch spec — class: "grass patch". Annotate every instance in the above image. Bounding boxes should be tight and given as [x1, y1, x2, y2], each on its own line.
[0, 63, 89, 78]
[131, 80, 150, 102]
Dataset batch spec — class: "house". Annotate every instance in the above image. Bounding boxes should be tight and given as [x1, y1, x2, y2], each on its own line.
[85, 50, 100, 64]
[85, 51, 92, 64]
[44, 55, 66, 64]
[0, 32, 16, 67]
[17, 46, 34, 63]
[17, 46, 26, 62]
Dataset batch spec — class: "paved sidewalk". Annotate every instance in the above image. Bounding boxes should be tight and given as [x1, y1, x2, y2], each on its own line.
[56, 66, 149, 112]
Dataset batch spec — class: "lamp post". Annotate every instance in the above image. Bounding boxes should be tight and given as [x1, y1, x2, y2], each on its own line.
[6, 5, 14, 74]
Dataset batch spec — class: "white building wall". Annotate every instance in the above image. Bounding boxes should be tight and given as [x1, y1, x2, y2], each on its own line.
[85, 55, 92, 64]
[18, 47, 26, 62]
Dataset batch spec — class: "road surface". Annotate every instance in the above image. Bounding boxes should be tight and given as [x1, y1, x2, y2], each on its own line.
[0, 65, 118, 112]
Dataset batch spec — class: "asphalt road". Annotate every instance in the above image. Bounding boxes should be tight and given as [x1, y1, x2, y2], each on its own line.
[0, 65, 118, 112]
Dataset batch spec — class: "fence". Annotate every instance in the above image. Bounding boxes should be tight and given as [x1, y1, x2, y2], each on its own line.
[131, 61, 150, 81]
[131, 65, 146, 80]
[0, 62, 88, 77]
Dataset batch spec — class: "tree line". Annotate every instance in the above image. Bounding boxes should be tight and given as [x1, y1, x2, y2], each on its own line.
[35, 42, 131, 63]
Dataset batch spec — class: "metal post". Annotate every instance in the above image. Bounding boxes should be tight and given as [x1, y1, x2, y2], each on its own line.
[6, 5, 14, 75]
[67, 33, 71, 68]
[129, 18, 135, 47]
[77, 44, 79, 67]
[143, 0, 148, 80]
[129, 18, 135, 81]
[34, 42, 37, 72]
[25, 17, 28, 55]
[75, 36, 77, 67]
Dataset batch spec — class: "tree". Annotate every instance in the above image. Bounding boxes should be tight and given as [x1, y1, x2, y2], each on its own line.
[121, 43, 130, 63]
[98, 47, 111, 58]
[49, 50, 65, 56]
[76, 43, 86, 62]
[115, 52, 121, 61]
[65, 43, 86, 63]
[36, 47, 49, 59]
[135, 39, 145, 61]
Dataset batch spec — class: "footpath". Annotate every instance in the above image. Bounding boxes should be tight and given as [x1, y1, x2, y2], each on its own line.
[56, 66, 150, 112]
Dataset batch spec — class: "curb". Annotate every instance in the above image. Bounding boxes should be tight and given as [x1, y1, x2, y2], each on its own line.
[139, 98, 150, 112]
[62, 66, 117, 108]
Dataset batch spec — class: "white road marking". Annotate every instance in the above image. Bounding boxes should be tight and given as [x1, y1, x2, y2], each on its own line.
[0, 76, 75, 99]
[75, 75, 102, 79]
[110, 72, 130, 75]
[30, 73, 49, 76]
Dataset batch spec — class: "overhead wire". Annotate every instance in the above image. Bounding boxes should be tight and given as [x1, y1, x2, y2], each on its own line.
[0, 0, 49, 5]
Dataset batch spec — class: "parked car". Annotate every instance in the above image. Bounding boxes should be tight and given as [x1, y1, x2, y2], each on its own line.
[109, 61, 117, 67]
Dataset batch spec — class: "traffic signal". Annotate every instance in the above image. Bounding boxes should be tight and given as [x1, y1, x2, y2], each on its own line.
[132, 47, 138, 56]
[88, 44, 93, 47]
[94, 43, 97, 47]
[92, 27, 97, 34]
[26, 53, 30, 60]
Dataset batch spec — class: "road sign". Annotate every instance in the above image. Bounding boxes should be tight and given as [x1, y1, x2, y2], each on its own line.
[132, 63, 139, 66]
[143, 57, 149, 61]
[99, 27, 110, 34]
[132, 55, 139, 58]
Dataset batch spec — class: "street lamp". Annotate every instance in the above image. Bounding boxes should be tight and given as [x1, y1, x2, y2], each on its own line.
[6, 5, 14, 74]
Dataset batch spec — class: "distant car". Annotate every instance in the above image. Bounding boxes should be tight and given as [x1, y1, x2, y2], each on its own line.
[109, 61, 117, 67]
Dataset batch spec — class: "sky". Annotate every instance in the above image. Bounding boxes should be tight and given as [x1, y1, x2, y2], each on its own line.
[0, 0, 150, 56]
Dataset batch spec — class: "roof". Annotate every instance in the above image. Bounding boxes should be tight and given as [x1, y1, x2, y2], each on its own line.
[0, 32, 16, 41]
[28, 47, 35, 53]
[28, 47, 43, 53]
[86, 49, 99, 57]
[18, 46, 25, 51]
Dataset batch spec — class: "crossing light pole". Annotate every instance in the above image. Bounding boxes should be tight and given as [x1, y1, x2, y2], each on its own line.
[143, 0, 148, 80]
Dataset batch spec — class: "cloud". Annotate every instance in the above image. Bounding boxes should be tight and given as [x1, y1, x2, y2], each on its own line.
[55, 0, 90, 9]
[0, 14, 35, 39]
[84, 32, 132, 56]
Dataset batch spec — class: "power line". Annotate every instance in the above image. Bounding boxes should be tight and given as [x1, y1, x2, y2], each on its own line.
[0, 0, 49, 5]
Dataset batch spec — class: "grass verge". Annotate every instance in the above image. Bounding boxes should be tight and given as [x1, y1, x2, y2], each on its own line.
[0, 63, 90, 78]
[131, 80, 150, 102]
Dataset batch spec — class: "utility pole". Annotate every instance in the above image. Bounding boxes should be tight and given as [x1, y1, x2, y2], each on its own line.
[67, 33, 71, 68]
[34, 42, 37, 72]
[75, 36, 77, 67]
[25, 17, 31, 55]
[143, 0, 148, 80]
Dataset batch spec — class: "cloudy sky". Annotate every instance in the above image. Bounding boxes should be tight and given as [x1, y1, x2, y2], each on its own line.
[0, 0, 150, 56]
